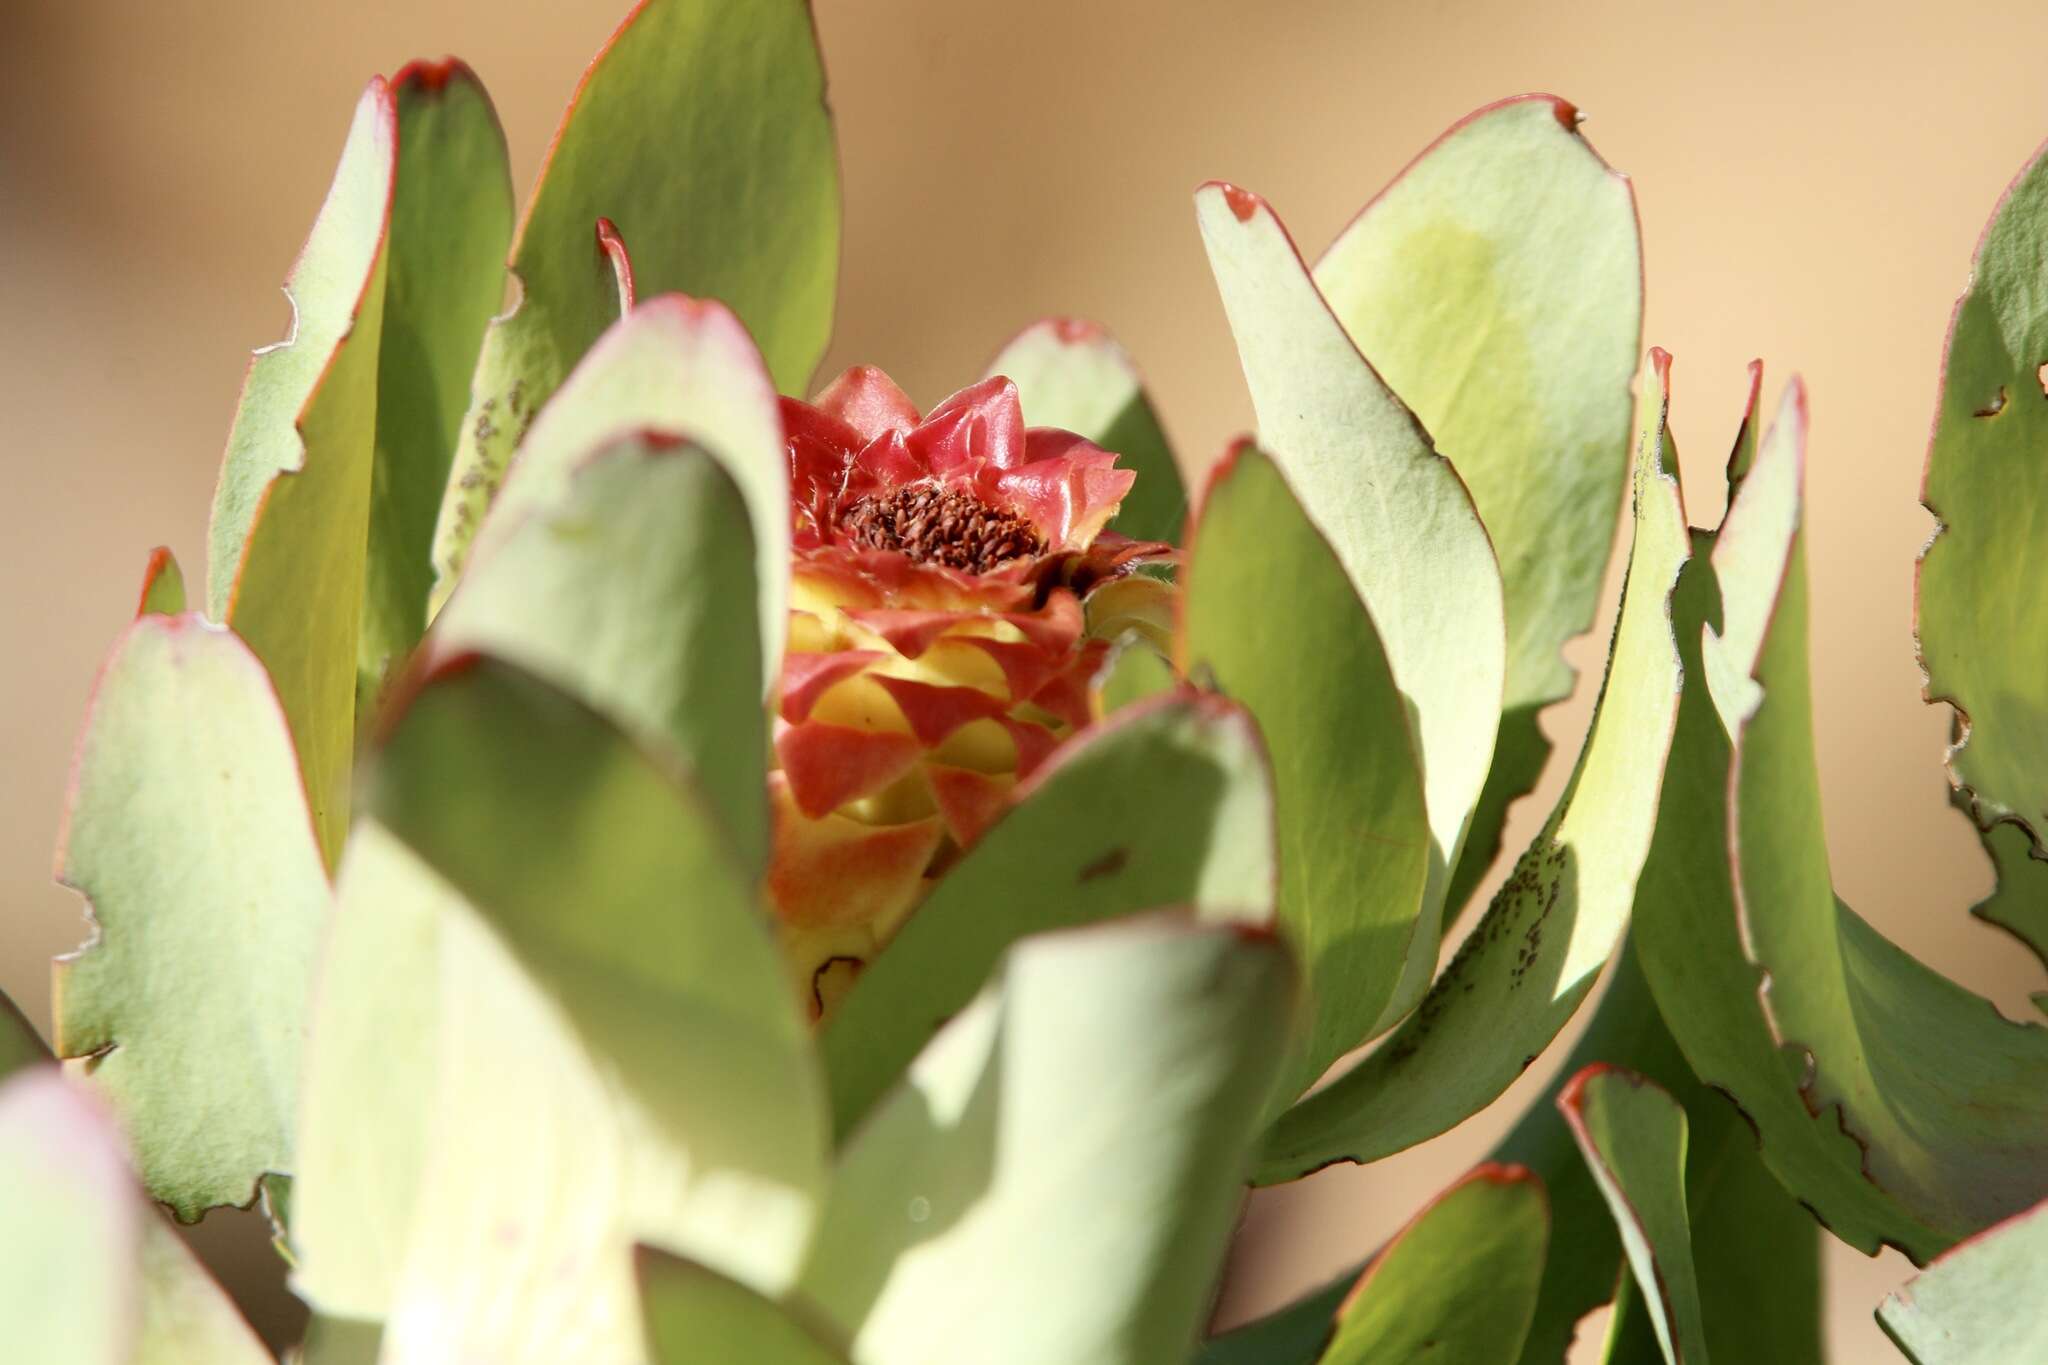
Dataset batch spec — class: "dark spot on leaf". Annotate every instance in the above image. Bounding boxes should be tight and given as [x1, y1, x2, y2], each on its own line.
[1975, 387, 2007, 418]
[1078, 847, 1130, 883]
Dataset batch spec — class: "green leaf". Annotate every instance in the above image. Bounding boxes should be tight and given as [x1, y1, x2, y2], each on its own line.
[134, 1208, 274, 1365]
[290, 822, 452, 1321]
[1312, 97, 1642, 925]
[1319, 1165, 1549, 1365]
[1257, 350, 1688, 1180]
[1917, 135, 2048, 839]
[1181, 443, 1430, 1096]
[442, 296, 792, 680]
[364, 657, 827, 1361]
[1879, 1196, 2048, 1364]
[54, 616, 330, 1217]
[820, 692, 1276, 1141]
[432, 436, 766, 871]
[136, 547, 186, 617]
[638, 1249, 851, 1365]
[432, 0, 838, 598]
[208, 81, 396, 863]
[358, 61, 514, 723]
[1969, 815, 2048, 976]
[1196, 180, 1506, 993]
[1561, 1067, 1709, 1365]
[984, 317, 1186, 544]
[299, 1316, 384, 1365]
[1636, 370, 2048, 1260]
[801, 915, 1297, 1365]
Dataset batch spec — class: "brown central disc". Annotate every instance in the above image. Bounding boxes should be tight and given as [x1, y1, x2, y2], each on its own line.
[842, 483, 1044, 573]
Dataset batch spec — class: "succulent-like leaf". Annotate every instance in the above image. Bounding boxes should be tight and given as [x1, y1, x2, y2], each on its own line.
[984, 318, 1186, 544]
[639, 1249, 852, 1365]
[358, 61, 514, 723]
[1633, 371, 2048, 1260]
[53, 616, 330, 1217]
[1561, 1066, 1708, 1365]
[431, 436, 767, 870]
[1916, 135, 2048, 841]
[1181, 442, 1430, 1095]
[1256, 350, 1687, 1180]
[432, 0, 839, 599]
[801, 914, 1296, 1365]
[207, 80, 396, 862]
[135, 547, 185, 617]
[1317, 1165, 1549, 1365]
[1969, 816, 2048, 977]
[1197, 183, 1505, 999]
[447, 296, 792, 678]
[1312, 96, 1642, 923]
[364, 656, 826, 1362]
[1878, 1196, 2048, 1364]
[820, 692, 1276, 1140]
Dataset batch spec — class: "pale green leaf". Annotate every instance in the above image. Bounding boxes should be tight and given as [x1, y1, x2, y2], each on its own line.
[1258, 350, 1688, 1179]
[821, 692, 1276, 1141]
[137, 548, 186, 617]
[984, 317, 1186, 544]
[358, 60, 514, 722]
[208, 81, 396, 862]
[431, 437, 766, 872]
[1196, 180, 1506, 998]
[803, 915, 1296, 1365]
[639, 1249, 851, 1365]
[1181, 443, 1430, 1095]
[432, 0, 838, 598]
[365, 657, 827, 1364]
[1879, 1196, 2048, 1364]
[54, 616, 330, 1217]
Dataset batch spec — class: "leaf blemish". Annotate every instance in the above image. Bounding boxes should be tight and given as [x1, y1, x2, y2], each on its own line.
[1974, 386, 2007, 417]
[1078, 847, 1129, 882]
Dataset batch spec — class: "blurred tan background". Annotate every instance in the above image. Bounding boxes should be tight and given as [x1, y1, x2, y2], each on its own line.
[3, 0, 2044, 1358]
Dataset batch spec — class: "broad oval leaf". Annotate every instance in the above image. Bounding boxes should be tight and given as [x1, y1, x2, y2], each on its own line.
[1181, 442, 1430, 1096]
[801, 914, 1296, 1365]
[1257, 349, 1688, 1180]
[639, 1249, 852, 1365]
[53, 615, 331, 1217]
[820, 691, 1276, 1141]
[1879, 1195, 2048, 1364]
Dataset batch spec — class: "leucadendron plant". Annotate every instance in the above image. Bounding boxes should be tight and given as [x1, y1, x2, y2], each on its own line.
[6, 1, 2045, 1362]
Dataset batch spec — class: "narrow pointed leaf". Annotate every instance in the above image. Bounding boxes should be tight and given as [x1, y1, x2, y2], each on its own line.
[820, 692, 1276, 1140]
[433, 0, 838, 596]
[1917, 134, 2048, 839]
[1258, 350, 1688, 1180]
[639, 1249, 852, 1365]
[53, 616, 330, 1217]
[802, 915, 1296, 1365]
[136, 548, 185, 617]
[431, 436, 766, 870]
[366, 657, 826, 1363]
[1561, 1067, 1709, 1365]
[208, 81, 396, 861]
[1197, 181, 1505, 987]
[1181, 442, 1430, 1094]
[357, 60, 514, 720]
[985, 317, 1186, 544]
[1879, 1196, 2048, 1364]
[1313, 97, 1642, 922]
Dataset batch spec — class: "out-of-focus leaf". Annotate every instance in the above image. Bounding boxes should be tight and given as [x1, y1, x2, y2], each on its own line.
[53, 616, 330, 1218]
[1969, 816, 2048, 976]
[1181, 443, 1429, 1095]
[1561, 1067, 1708, 1365]
[639, 1248, 852, 1365]
[1194, 1269, 1355, 1365]
[365, 657, 826, 1364]
[136, 547, 185, 617]
[803, 915, 1294, 1365]
[1917, 135, 2048, 840]
[1092, 635, 1178, 716]
[1635, 373, 2048, 1261]
[133, 1209, 273, 1365]
[821, 693, 1275, 1140]
[298, 1316, 383, 1365]
[1313, 97, 1642, 925]
[1257, 350, 1687, 1181]
[1879, 1196, 2048, 1364]
[1319, 1164, 1548, 1365]
[208, 81, 396, 863]
[432, 437, 766, 872]
[358, 60, 513, 723]
[985, 317, 1186, 544]
[1197, 183, 1504, 1003]
[290, 823, 451, 1321]
[446, 296, 791, 679]
[432, 0, 838, 598]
